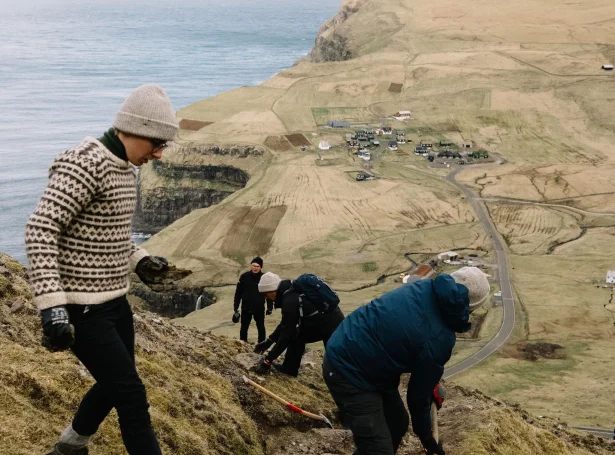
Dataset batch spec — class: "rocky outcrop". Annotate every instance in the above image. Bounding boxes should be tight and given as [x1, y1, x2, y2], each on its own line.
[308, 0, 365, 62]
[173, 144, 264, 158]
[134, 185, 235, 234]
[152, 160, 248, 186]
[134, 145, 263, 234]
[130, 279, 216, 318]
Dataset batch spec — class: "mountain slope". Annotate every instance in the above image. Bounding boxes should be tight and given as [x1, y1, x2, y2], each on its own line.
[1, 253, 613, 454]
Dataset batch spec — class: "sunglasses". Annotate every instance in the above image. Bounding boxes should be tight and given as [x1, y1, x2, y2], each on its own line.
[150, 139, 168, 153]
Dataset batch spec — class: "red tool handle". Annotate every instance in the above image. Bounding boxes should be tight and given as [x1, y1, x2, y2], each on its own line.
[286, 403, 303, 414]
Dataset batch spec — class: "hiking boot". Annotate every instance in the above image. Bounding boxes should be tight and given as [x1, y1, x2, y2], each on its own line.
[46, 443, 89, 455]
[273, 363, 298, 377]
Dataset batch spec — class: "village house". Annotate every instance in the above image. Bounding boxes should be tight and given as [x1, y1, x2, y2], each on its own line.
[393, 110, 412, 120]
[438, 251, 459, 261]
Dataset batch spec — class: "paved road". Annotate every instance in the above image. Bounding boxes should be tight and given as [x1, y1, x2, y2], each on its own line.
[572, 426, 613, 439]
[442, 168, 516, 379]
[441, 168, 614, 439]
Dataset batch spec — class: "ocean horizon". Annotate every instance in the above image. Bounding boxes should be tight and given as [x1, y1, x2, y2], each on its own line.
[0, 0, 340, 264]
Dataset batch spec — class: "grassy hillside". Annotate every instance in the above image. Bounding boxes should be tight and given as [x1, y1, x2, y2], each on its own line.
[2, 254, 614, 454]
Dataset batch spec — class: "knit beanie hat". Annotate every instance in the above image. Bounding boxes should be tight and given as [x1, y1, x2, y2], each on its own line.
[258, 272, 281, 293]
[251, 257, 264, 267]
[113, 84, 179, 141]
[450, 267, 490, 310]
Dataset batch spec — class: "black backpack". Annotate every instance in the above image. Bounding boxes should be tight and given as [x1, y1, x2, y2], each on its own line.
[285, 274, 340, 317]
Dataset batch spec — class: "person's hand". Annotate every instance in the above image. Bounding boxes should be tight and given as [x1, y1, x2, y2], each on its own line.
[254, 338, 273, 354]
[254, 358, 272, 375]
[135, 256, 169, 286]
[423, 438, 445, 455]
[41, 306, 75, 352]
[232, 311, 241, 323]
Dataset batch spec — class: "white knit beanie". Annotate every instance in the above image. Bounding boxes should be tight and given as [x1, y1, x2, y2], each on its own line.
[258, 272, 281, 293]
[113, 84, 179, 141]
[450, 267, 490, 310]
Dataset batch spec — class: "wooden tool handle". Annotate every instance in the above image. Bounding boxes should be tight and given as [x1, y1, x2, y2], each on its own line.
[243, 375, 290, 406]
[430, 401, 439, 442]
[242, 375, 325, 421]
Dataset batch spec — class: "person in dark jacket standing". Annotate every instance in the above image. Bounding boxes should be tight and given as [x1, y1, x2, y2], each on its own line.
[323, 267, 490, 455]
[233, 257, 273, 342]
[24, 84, 180, 455]
[254, 272, 345, 377]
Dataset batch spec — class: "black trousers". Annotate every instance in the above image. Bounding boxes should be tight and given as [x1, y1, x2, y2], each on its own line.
[240, 308, 266, 342]
[281, 308, 345, 376]
[67, 297, 161, 455]
[322, 355, 409, 455]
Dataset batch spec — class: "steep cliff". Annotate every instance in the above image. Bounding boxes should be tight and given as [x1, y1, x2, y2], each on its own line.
[134, 144, 263, 234]
[308, 0, 366, 62]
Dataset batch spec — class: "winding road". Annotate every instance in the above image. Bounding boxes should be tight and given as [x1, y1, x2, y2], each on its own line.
[442, 167, 516, 379]
[440, 168, 613, 439]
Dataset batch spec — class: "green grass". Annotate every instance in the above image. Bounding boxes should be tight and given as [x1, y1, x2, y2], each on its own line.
[300, 246, 335, 260]
[361, 261, 378, 272]
[311, 107, 373, 125]
[487, 342, 586, 396]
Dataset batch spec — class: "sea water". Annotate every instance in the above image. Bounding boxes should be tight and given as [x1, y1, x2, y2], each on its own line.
[0, 0, 339, 264]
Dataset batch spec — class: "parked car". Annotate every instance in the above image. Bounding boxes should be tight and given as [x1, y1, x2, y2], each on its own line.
[356, 172, 375, 181]
[458, 160, 465, 165]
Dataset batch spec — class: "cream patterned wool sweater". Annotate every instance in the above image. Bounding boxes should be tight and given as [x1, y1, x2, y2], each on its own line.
[25, 138, 148, 310]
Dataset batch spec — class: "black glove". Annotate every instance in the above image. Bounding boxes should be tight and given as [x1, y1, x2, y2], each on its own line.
[254, 358, 272, 375]
[254, 338, 273, 354]
[41, 306, 75, 352]
[266, 308, 272, 316]
[135, 256, 169, 285]
[423, 438, 445, 455]
[232, 311, 241, 323]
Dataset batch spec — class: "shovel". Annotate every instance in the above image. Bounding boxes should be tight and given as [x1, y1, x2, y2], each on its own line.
[430, 401, 440, 442]
[431, 383, 446, 443]
[242, 375, 333, 428]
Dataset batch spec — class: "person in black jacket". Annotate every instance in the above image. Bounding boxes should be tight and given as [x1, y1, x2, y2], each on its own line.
[253, 272, 344, 377]
[233, 257, 273, 343]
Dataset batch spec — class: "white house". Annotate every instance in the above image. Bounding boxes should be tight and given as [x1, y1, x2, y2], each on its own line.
[607, 271, 615, 284]
[438, 251, 459, 261]
[318, 140, 331, 150]
[393, 110, 412, 120]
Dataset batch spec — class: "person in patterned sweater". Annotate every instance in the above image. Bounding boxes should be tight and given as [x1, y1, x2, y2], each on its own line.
[25, 84, 179, 455]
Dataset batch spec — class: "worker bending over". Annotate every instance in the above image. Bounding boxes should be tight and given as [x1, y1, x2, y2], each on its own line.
[254, 272, 344, 377]
[323, 267, 490, 455]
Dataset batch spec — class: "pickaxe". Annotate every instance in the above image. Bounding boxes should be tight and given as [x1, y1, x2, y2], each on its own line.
[242, 375, 333, 428]
[430, 383, 446, 442]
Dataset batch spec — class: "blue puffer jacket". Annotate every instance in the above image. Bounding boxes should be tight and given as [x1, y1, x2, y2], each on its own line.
[325, 274, 470, 444]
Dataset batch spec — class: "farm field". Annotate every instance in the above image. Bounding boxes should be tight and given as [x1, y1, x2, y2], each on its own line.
[141, 0, 615, 430]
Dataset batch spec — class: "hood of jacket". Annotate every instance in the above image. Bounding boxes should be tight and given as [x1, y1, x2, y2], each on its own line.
[275, 280, 293, 308]
[432, 274, 471, 333]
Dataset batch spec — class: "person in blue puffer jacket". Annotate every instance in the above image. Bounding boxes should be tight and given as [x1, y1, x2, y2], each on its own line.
[323, 267, 490, 455]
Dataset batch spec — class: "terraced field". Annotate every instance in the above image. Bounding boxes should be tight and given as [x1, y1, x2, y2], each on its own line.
[489, 204, 582, 255]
